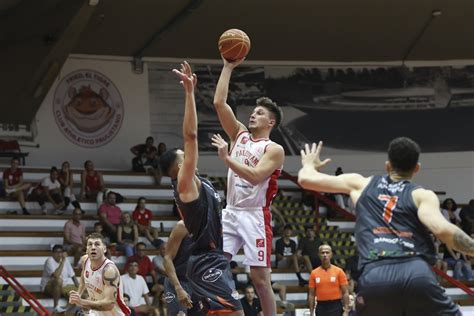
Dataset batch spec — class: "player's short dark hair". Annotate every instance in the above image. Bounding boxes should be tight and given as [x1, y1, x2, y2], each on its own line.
[387, 137, 420, 173]
[52, 244, 63, 252]
[50, 166, 58, 174]
[84, 160, 92, 168]
[123, 293, 131, 300]
[159, 148, 179, 177]
[441, 198, 458, 210]
[256, 97, 283, 129]
[127, 259, 140, 267]
[146, 136, 154, 142]
[94, 222, 102, 228]
[11, 157, 20, 163]
[86, 232, 107, 244]
[283, 223, 292, 231]
[135, 242, 147, 249]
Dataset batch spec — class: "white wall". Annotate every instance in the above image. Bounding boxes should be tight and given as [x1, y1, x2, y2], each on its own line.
[28, 56, 150, 170]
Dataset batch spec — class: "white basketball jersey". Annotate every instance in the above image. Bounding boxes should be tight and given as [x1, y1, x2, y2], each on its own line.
[226, 131, 281, 208]
[83, 258, 130, 316]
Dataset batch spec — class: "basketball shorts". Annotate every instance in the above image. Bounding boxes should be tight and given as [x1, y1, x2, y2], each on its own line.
[186, 251, 242, 313]
[222, 206, 272, 267]
[163, 278, 204, 316]
[357, 257, 461, 316]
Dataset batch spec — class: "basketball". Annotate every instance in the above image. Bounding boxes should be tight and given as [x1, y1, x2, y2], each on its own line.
[218, 29, 251, 61]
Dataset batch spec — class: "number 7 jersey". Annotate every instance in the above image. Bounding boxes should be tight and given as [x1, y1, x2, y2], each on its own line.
[355, 175, 436, 269]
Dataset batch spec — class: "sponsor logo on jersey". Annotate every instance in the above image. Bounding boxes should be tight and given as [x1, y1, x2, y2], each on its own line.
[330, 276, 336, 282]
[256, 239, 265, 248]
[85, 271, 89, 278]
[163, 292, 176, 303]
[231, 290, 240, 300]
[241, 137, 249, 144]
[202, 268, 223, 283]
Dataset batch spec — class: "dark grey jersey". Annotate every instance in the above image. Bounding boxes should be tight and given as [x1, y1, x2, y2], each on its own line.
[172, 176, 223, 254]
[355, 175, 436, 269]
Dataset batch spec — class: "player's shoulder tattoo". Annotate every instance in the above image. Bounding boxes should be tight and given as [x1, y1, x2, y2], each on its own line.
[102, 263, 119, 288]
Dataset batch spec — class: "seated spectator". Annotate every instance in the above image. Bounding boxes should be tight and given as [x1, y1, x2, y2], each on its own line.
[63, 208, 85, 267]
[441, 198, 461, 226]
[133, 197, 160, 246]
[344, 250, 361, 285]
[443, 243, 473, 281]
[271, 282, 294, 310]
[58, 161, 81, 212]
[117, 212, 139, 257]
[92, 222, 111, 259]
[98, 191, 122, 242]
[240, 285, 263, 316]
[151, 242, 167, 302]
[275, 224, 307, 286]
[29, 167, 65, 215]
[40, 244, 78, 313]
[460, 199, 474, 235]
[121, 259, 158, 316]
[124, 242, 158, 290]
[130, 137, 162, 185]
[297, 226, 322, 273]
[3, 157, 31, 215]
[229, 260, 248, 291]
[80, 160, 106, 206]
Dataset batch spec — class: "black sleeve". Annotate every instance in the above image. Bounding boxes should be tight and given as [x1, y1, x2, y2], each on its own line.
[290, 240, 297, 255]
[275, 238, 284, 255]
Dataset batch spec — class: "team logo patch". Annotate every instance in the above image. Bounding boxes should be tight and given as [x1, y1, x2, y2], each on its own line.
[256, 239, 265, 248]
[330, 276, 336, 282]
[231, 290, 240, 300]
[85, 271, 89, 278]
[202, 268, 223, 283]
[241, 137, 249, 144]
[53, 69, 124, 148]
[163, 292, 176, 303]
[315, 277, 320, 283]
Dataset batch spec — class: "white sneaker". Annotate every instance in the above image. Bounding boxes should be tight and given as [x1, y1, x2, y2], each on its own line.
[55, 209, 65, 215]
[41, 206, 48, 215]
[54, 305, 68, 313]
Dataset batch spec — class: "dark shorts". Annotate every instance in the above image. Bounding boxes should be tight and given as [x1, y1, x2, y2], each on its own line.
[316, 299, 342, 316]
[357, 257, 461, 316]
[186, 251, 242, 313]
[163, 278, 204, 316]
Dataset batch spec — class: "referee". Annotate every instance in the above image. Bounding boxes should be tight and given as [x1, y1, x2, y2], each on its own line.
[308, 244, 350, 316]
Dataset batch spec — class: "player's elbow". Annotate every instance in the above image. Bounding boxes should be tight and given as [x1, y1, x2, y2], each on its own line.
[213, 99, 225, 109]
[183, 131, 198, 141]
[298, 175, 313, 190]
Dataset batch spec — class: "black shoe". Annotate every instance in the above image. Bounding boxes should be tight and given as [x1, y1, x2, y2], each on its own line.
[22, 209, 30, 215]
[7, 210, 18, 215]
[299, 279, 308, 286]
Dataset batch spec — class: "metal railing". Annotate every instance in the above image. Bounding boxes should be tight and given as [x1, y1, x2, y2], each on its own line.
[0, 265, 50, 315]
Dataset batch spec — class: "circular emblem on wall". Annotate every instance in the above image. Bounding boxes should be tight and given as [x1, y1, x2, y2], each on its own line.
[53, 69, 124, 148]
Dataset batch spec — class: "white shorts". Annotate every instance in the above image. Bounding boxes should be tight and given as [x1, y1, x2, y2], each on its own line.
[222, 206, 273, 267]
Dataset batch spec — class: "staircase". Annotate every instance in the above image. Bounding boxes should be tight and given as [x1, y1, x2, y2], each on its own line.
[0, 285, 35, 316]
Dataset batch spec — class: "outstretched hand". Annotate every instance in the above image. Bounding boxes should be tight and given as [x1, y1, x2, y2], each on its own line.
[300, 141, 331, 171]
[172, 61, 197, 93]
[211, 134, 229, 161]
[222, 55, 245, 69]
[176, 287, 193, 309]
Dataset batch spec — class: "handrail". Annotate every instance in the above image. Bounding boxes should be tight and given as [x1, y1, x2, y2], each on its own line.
[280, 170, 474, 297]
[0, 265, 50, 315]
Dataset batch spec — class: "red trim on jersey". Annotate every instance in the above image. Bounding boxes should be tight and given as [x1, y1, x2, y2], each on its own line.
[249, 135, 270, 142]
[265, 169, 280, 208]
[262, 206, 273, 267]
[91, 258, 108, 271]
[228, 130, 249, 154]
[116, 287, 131, 315]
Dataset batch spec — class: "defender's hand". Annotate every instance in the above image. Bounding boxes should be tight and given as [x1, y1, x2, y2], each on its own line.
[211, 134, 230, 161]
[300, 142, 331, 170]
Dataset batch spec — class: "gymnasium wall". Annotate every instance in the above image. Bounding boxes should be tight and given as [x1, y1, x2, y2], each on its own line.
[27, 55, 473, 203]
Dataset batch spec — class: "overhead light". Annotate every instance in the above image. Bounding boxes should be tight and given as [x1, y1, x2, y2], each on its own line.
[432, 10, 442, 17]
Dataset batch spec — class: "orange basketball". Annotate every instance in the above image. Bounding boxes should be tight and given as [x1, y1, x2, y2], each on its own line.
[218, 29, 251, 61]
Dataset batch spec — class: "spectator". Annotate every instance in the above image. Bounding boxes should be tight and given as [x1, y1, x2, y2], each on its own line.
[63, 208, 85, 267]
[121, 259, 158, 316]
[433, 237, 448, 278]
[443, 244, 473, 281]
[40, 244, 78, 313]
[344, 250, 361, 285]
[308, 244, 350, 316]
[130, 137, 162, 185]
[29, 167, 65, 215]
[3, 157, 31, 215]
[301, 191, 315, 212]
[132, 197, 161, 247]
[275, 224, 307, 286]
[117, 212, 139, 257]
[122, 294, 138, 316]
[271, 282, 294, 310]
[441, 198, 461, 226]
[124, 242, 158, 288]
[297, 226, 322, 273]
[240, 285, 263, 316]
[80, 160, 106, 206]
[93, 222, 110, 246]
[229, 260, 248, 291]
[58, 161, 81, 212]
[459, 199, 474, 235]
[98, 191, 122, 242]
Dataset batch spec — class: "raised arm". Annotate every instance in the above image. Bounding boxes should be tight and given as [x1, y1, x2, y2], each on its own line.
[163, 221, 193, 309]
[297, 142, 368, 195]
[211, 135, 284, 185]
[69, 263, 120, 311]
[415, 189, 474, 256]
[213, 58, 247, 142]
[173, 61, 200, 203]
